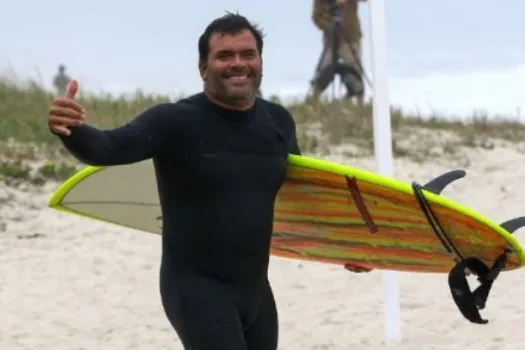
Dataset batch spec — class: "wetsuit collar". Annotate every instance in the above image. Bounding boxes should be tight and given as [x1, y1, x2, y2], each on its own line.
[199, 92, 257, 124]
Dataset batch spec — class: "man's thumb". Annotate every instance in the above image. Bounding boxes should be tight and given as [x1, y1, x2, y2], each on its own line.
[65, 79, 79, 98]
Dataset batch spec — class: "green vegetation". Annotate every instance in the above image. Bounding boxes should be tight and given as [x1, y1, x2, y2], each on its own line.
[1, 73, 525, 183]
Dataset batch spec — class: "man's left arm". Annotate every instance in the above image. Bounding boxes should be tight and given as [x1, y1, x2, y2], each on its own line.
[289, 120, 302, 156]
[265, 101, 302, 156]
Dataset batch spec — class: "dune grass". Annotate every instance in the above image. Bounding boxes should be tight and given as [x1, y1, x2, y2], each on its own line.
[1, 73, 525, 183]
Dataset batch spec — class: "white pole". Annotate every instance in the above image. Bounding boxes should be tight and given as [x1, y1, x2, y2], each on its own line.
[367, 0, 401, 344]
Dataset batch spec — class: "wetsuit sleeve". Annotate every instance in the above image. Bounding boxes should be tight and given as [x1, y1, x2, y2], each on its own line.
[289, 120, 302, 155]
[280, 105, 302, 155]
[56, 103, 178, 166]
[263, 100, 302, 156]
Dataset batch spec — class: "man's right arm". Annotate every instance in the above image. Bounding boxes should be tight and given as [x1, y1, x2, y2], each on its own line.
[56, 103, 180, 166]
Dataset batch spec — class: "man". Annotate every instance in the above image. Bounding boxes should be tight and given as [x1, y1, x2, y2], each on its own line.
[47, 12, 367, 350]
[53, 64, 71, 96]
[310, 0, 366, 104]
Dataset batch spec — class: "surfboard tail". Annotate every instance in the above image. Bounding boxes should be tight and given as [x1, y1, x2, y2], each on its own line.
[413, 172, 512, 324]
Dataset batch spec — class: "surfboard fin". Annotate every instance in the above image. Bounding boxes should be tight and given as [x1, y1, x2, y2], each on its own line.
[413, 180, 508, 325]
[423, 170, 466, 195]
[500, 217, 525, 234]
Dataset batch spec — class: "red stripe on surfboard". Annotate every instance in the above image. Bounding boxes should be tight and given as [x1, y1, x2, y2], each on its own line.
[346, 176, 378, 233]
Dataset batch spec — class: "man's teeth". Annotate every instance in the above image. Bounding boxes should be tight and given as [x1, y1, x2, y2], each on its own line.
[229, 76, 248, 80]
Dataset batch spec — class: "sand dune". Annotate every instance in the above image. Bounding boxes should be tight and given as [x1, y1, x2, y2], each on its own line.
[2, 144, 525, 349]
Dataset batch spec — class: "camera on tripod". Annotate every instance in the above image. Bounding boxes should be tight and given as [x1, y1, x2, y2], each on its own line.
[314, 0, 365, 100]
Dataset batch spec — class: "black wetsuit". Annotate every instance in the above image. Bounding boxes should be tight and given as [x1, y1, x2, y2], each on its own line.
[56, 92, 301, 350]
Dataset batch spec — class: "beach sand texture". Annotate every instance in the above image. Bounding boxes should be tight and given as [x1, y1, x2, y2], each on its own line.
[2, 145, 525, 350]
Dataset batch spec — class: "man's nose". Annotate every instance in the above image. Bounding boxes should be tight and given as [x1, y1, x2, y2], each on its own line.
[230, 55, 246, 67]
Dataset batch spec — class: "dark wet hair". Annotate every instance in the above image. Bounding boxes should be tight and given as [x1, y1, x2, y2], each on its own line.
[198, 12, 264, 63]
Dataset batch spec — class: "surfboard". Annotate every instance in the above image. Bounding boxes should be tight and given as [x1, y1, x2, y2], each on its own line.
[48, 154, 525, 324]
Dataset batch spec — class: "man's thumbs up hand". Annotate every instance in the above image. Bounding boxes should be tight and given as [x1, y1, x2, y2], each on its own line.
[47, 79, 86, 136]
[64, 79, 79, 99]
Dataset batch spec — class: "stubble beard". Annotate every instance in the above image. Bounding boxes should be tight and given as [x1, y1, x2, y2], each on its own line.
[213, 73, 262, 104]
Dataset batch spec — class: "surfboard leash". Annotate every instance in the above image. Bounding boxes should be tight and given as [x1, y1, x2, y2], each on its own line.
[412, 183, 463, 262]
[411, 181, 508, 325]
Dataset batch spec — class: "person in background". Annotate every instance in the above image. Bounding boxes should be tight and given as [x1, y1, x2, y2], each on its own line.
[53, 64, 71, 96]
[310, 0, 366, 105]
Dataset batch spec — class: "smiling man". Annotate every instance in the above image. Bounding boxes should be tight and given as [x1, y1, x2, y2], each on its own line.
[198, 20, 263, 110]
[46, 12, 300, 350]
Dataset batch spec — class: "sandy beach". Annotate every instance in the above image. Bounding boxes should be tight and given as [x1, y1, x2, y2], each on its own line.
[2, 143, 525, 350]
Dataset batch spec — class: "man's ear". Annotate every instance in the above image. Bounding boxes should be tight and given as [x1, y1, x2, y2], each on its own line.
[199, 60, 207, 80]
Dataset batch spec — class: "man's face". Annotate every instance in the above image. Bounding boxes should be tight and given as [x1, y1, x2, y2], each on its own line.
[200, 29, 262, 104]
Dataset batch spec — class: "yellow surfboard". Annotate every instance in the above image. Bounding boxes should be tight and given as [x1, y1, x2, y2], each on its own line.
[48, 154, 525, 324]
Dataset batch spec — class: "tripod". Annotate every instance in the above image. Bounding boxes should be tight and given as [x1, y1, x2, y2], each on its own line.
[312, 1, 372, 101]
